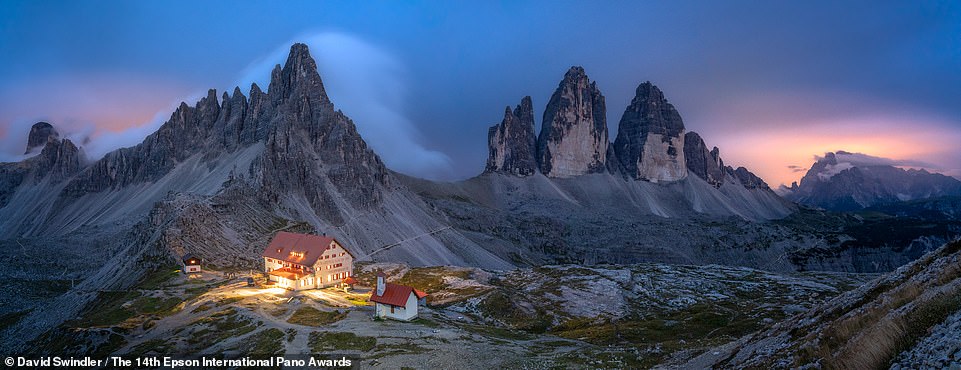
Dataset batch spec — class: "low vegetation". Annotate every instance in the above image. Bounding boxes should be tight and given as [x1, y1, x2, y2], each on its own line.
[308, 331, 376, 352]
[286, 307, 346, 327]
[187, 308, 260, 348]
[242, 328, 285, 355]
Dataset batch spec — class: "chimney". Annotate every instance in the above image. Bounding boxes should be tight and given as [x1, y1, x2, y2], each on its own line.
[376, 273, 385, 296]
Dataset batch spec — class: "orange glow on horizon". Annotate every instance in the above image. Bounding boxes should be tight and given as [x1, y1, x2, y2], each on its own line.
[709, 117, 961, 187]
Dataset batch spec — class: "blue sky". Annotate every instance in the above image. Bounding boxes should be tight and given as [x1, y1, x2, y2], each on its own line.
[1, 1, 959, 184]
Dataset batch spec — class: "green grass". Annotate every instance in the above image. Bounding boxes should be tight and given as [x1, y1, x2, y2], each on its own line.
[475, 290, 551, 332]
[551, 302, 762, 356]
[244, 328, 286, 355]
[308, 331, 376, 352]
[75, 291, 140, 327]
[369, 341, 428, 359]
[286, 307, 346, 327]
[139, 266, 182, 290]
[187, 309, 260, 348]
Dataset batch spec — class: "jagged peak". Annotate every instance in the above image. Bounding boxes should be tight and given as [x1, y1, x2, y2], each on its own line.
[195, 89, 219, 110]
[267, 43, 329, 105]
[24, 121, 60, 154]
[634, 81, 665, 100]
[563, 66, 587, 80]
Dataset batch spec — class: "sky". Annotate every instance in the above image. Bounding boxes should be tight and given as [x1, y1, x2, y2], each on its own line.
[1, 1, 959, 185]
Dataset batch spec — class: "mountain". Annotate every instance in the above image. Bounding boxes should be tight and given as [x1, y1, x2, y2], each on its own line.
[4, 45, 954, 353]
[0, 44, 509, 268]
[536, 67, 609, 177]
[693, 238, 961, 369]
[485, 96, 538, 176]
[783, 151, 961, 211]
[404, 67, 825, 271]
[684, 131, 725, 187]
[24, 121, 59, 154]
[613, 81, 687, 182]
[0, 43, 517, 352]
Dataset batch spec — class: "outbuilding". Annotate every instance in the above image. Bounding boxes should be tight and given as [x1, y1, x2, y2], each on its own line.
[370, 273, 428, 321]
[182, 254, 201, 274]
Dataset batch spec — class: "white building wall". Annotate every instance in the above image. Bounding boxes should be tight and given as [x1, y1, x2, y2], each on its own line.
[376, 293, 418, 321]
[311, 241, 354, 287]
[263, 239, 355, 290]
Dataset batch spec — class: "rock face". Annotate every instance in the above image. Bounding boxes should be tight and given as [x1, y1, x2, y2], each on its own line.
[256, 43, 390, 223]
[486, 96, 538, 176]
[537, 67, 608, 177]
[684, 131, 725, 187]
[59, 44, 389, 224]
[24, 122, 59, 154]
[701, 240, 961, 369]
[730, 166, 769, 189]
[613, 82, 687, 182]
[34, 137, 83, 182]
[785, 151, 961, 211]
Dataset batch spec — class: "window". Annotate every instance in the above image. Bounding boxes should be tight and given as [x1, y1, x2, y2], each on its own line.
[390, 306, 395, 313]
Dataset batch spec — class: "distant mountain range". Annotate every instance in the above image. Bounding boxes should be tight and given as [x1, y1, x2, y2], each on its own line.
[781, 151, 961, 211]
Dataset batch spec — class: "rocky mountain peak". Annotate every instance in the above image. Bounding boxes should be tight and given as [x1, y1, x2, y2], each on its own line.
[786, 151, 961, 210]
[613, 81, 687, 182]
[486, 96, 537, 176]
[35, 137, 83, 181]
[684, 131, 725, 187]
[24, 121, 59, 154]
[269, 43, 330, 107]
[537, 66, 608, 177]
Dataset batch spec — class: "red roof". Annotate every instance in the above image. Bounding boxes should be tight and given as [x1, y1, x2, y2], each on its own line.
[370, 283, 418, 307]
[261, 231, 353, 266]
[342, 277, 357, 285]
[414, 289, 428, 299]
[268, 267, 310, 280]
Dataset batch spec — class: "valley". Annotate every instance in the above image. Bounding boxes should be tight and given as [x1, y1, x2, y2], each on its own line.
[23, 262, 875, 368]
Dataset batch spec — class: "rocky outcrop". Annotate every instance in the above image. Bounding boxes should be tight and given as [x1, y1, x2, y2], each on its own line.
[24, 122, 59, 154]
[700, 239, 961, 369]
[730, 166, 769, 189]
[34, 138, 83, 182]
[613, 82, 687, 182]
[486, 96, 538, 176]
[537, 67, 608, 177]
[684, 131, 725, 187]
[256, 44, 389, 224]
[60, 43, 389, 224]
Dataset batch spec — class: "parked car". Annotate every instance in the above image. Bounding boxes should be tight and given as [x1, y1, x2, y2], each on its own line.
[246, 277, 255, 287]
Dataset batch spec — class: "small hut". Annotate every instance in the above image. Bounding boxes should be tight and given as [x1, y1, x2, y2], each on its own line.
[341, 276, 357, 291]
[182, 253, 202, 274]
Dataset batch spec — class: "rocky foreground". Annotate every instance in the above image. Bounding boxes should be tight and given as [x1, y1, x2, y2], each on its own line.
[16, 262, 874, 369]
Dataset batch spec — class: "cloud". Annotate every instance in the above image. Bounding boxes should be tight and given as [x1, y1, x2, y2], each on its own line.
[0, 73, 190, 163]
[786, 165, 807, 173]
[817, 162, 854, 180]
[235, 32, 453, 179]
[822, 151, 940, 169]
